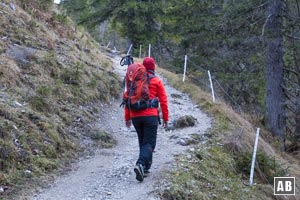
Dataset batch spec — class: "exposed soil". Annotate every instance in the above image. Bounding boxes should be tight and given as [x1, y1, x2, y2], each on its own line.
[30, 55, 212, 200]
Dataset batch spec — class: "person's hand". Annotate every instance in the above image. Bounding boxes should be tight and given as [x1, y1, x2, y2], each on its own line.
[163, 121, 168, 128]
[125, 120, 131, 128]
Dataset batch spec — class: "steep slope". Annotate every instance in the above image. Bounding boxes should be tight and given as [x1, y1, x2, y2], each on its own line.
[0, 1, 120, 198]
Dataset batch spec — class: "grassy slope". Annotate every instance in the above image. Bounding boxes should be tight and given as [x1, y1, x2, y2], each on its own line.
[157, 68, 300, 200]
[0, 1, 120, 198]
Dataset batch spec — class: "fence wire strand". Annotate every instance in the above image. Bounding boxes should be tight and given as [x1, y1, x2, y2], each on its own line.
[185, 58, 243, 112]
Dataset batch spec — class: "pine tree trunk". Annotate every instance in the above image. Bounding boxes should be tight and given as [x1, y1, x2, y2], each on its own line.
[265, 0, 286, 149]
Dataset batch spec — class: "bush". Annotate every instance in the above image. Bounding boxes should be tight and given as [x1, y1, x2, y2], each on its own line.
[235, 150, 286, 184]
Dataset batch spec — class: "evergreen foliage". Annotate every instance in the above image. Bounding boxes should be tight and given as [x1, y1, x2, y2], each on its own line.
[61, 0, 300, 145]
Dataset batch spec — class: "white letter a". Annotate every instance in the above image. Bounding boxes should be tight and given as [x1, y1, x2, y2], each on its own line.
[277, 181, 284, 191]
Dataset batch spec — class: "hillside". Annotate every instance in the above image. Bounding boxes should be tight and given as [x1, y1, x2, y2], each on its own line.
[0, 1, 120, 198]
[0, 1, 299, 200]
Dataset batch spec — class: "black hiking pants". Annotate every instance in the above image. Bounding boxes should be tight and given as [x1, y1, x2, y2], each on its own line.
[132, 116, 158, 170]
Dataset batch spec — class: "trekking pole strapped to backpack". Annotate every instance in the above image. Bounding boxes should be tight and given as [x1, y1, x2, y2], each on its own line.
[120, 55, 134, 92]
[120, 55, 134, 67]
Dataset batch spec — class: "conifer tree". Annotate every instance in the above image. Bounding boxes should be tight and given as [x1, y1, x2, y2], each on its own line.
[264, 0, 286, 148]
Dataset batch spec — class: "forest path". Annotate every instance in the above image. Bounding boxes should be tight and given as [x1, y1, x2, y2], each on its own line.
[32, 55, 212, 200]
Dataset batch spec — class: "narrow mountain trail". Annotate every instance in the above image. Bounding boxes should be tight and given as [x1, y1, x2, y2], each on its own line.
[31, 55, 212, 200]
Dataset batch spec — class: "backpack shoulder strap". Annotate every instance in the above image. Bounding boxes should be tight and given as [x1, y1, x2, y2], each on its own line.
[146, 70, 156, 85]
[147, 70, 156, 79]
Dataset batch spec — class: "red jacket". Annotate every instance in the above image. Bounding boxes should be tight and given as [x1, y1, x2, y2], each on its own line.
[124, 73, 169, 122]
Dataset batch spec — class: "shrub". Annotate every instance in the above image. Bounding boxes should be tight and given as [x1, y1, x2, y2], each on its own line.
[235, 150, 287, 184]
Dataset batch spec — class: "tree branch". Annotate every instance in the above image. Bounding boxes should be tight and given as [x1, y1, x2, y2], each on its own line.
[296, 0, 300, 19]
[283, 67, 300, 76]
[261, 14, 272, 36]
[255, 2, 269, 9]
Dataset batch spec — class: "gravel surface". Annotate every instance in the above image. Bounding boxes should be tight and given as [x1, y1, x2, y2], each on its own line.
[32, 55, 212, 200]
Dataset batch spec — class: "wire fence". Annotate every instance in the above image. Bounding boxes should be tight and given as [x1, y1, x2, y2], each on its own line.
[184, 57, 244, 113]
[112, 44, 299, 137]
[174, 53, 300, 144]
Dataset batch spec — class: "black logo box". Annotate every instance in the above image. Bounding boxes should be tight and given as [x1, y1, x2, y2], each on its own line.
[274, 177, 295, 195]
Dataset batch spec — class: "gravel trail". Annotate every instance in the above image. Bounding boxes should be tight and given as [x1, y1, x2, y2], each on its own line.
[32, 55, 212, 200]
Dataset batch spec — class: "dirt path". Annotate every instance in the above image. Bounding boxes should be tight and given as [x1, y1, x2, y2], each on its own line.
[31, 55, 212, 200]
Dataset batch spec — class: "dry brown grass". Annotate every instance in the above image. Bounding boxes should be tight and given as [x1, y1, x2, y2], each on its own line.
[0, 56, 21, 87]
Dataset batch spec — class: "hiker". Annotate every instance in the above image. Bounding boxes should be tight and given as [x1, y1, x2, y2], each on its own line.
[123, 57, 169, 182]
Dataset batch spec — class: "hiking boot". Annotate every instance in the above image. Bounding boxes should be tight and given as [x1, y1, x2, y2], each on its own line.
[144, 169, 150, 177]
[134, 164, 144, 182]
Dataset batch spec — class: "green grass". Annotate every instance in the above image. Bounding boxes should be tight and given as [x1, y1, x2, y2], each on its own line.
[161, 143, 255, 200]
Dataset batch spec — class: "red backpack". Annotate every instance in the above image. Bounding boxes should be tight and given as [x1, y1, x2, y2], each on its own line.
[121, 63, 158, 110]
